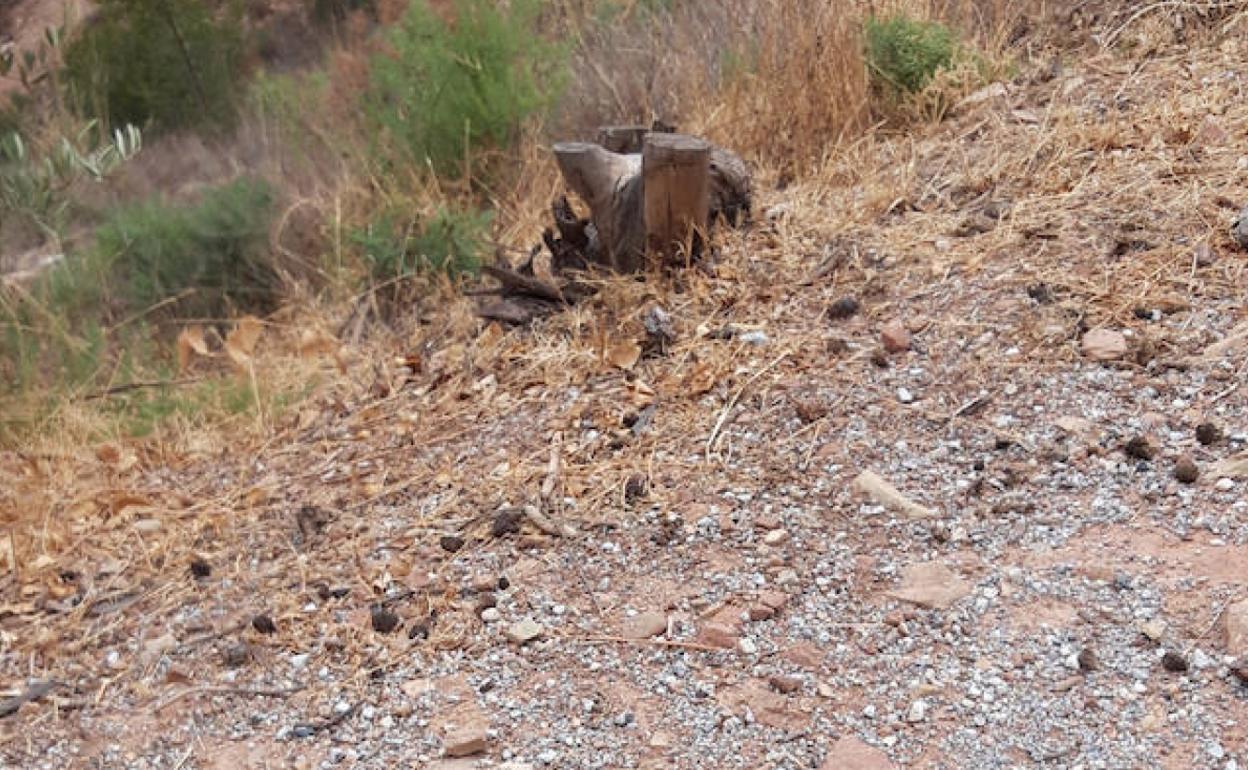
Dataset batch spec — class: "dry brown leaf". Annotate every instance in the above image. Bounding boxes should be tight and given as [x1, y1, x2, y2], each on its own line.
[685, 362, 717, 395]
[107, 493, 153, 518]
[176, 325, 210, 372]
[607, 339, 642, 370]
[227, 315, 264, 355]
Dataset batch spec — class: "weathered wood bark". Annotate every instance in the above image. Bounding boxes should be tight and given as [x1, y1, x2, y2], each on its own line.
[552, 142, 643, 272]
[642, 133, 711, 266]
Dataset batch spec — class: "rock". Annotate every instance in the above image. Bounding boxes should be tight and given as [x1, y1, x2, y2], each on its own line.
[762, 529, 789, 546]
[881, 321, 911, 353]
[1123, 435, 1156, 461]
[738, 637, 758, 655]
[1226, 600, 1248, 656]
[1077, 648, 1098, 672]
[1196, 422, 1223, 446]
[758, 591, 788, 612]
[1161, 651, 1189, 673]
[905, 699, 928, 723]
[852, 470, 936, 520]
[221, 644, 250, 668]
[1194, 242, 1217, 267]
[1232, 205, 1248, 250]
[1139, 620, 1167, 642]
[189, 557, 211, 579]
[1211, 452, 1248, 479]
[1174, 456, 1199, 484]
[1231, 659, 1248, 686]
[442, 726, 488, 757]
[621, 612, 667, 640]
[768, 674, 801, 694]
[251, 614, 277, 634]
[1216, 477, 1236, 491]
[888, 562, 971, 610]
[1081, 328, 1128, 361]
[480, 607, 501, 623]
[439, 535, 465, 553]
[505, 618, 544, 645]
[827, 296, 860, 320]
[819, 736, 897, 770]
[896, 387, 915, 404]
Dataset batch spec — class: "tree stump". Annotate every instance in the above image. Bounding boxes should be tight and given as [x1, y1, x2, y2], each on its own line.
[597, 125, 650, 154]
[552, 141, 643, 272]
[642, 133, 711, 267]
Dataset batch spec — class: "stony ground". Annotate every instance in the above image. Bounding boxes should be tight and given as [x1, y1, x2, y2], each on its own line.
[4, 10, 1248, 770]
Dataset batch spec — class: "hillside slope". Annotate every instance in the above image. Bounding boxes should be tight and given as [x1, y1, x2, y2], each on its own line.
[3, 8, 1248, 769]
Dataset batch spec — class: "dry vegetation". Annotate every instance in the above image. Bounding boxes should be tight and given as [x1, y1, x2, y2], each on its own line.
[3, 0, 1248, 763]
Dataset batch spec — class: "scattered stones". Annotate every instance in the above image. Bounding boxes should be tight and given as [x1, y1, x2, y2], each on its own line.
[1123, 435, 1157, 461]
[440, 535, 466, 553]
[505, 618, 544, 645]
[1226, 600, 1248, 657]
[881, 321, 912, 353]
[371, 607, 400, 634]
[852, 470, 936, 520]
[819, 736, 897, 770]
[827, 296, 861, 320]
[1161, 651, 1189, 673]
[888, 562, 971, 610]
[620, 611, 668, 640]
[1196, 421, 1223, 446]
[1081, 328, 1128, 361]
[251, 613, 277, 634]
[1173, 456, 1199, 484]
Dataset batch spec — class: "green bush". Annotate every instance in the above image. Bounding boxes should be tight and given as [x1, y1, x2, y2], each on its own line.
[365, 0, 566, 176]
[63, 0, 244, 133]
[864, 15, 958, 95]
[90, 177, 279, 315]
[351, 206, 491, 281]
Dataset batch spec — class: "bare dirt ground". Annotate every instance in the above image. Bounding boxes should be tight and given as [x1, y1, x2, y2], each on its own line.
[3, 9, 1248, 770]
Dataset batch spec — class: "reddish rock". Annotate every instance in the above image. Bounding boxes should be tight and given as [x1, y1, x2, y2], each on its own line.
[781, 643, 825, 670]
[747, 605, 775, 622]
[1081, 328, 1128, 361]
[768, 674, 802, 694]
[888, 562, 971, 610]
[621, 612, 668, 640]
[758, 591, 789, 612]
[819, 736, 897, 770]
[881, 321, 911, 353]
[1227, 599, 1248, 657]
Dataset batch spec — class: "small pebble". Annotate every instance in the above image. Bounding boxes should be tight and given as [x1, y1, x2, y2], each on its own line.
[481, 607, 501, 623]
[1161, 651, 1189, 673]
[1196, 422, 1222, 445]
[370, 607, 400, 634]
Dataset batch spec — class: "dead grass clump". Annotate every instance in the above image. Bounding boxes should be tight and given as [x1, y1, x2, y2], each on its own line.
[714, 0, 870, 175]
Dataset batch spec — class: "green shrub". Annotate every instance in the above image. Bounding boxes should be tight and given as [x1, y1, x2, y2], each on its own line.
[864, 15, 957, 95]
[365, 0, 566, 176]
[63, 0, 244, 133]
[90, 177, 279, 315]
[351, 206, 491, 281]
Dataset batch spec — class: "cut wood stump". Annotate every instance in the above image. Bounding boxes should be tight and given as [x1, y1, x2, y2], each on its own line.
[642, 133, 711, 267]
